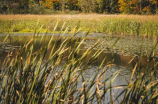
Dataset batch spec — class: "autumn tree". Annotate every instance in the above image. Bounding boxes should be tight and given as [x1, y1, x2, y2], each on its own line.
[110, 0, 120, 13]
[78, 0, 98, 13]
[66, 0, 79, 11]
[118, 0, 130, 13]
[1, 0, 158, 14]
[150, 0, 158, 13]
[118, 0, 139, 13]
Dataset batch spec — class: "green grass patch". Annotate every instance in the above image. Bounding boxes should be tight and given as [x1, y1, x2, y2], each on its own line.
[0, 17, 158, 37]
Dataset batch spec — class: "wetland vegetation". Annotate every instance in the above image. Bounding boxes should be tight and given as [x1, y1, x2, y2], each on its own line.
[0, 1, 158, 104]
[0, 14, 158, 37]
[0, 20, 158, 103]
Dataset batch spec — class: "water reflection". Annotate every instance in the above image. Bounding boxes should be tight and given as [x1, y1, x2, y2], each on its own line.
[0, 36, 157, 103]
[0, 37, 153, 76]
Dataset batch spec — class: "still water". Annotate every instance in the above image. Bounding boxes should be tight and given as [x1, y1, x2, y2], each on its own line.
[0, 34, 157, 103]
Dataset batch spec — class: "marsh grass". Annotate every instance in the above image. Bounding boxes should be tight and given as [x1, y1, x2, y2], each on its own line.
[0, 15, 158, 37]
[102, 19, 158, 37]
[0, 21, 158, 103]
[0, 22, 121, 103]
[116, 54, 158, 103]
[115, 39, 158, 103]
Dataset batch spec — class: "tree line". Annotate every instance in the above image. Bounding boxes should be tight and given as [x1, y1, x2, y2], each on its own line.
[0, 0, 158, 14]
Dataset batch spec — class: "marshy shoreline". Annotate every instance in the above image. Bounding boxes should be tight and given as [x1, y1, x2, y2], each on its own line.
[0, 14, 158, 103]
[0, 14, 158, 37]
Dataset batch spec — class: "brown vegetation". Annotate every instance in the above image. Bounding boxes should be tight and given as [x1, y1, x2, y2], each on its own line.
[0, 14, 158, 21]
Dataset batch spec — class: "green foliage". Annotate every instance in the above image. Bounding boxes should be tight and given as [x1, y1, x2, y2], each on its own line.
[0, 18, 158, 37]
[102, 19, 158, 37]
[0, 21, 158, 103]
[1, 0, 158, 14]
[0, 23, 119, 103]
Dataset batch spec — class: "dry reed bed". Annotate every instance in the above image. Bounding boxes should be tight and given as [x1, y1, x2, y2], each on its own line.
[0, 14, 158, 21]
[0, 29, 158, 103]
[0, 19, 158, 103]
[0, 14, 158, 37]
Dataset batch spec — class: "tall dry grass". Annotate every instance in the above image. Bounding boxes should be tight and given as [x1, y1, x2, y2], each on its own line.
[0, 14, 158, 21]
[0, 14, 158, 37]
[0, 21, 158, 103]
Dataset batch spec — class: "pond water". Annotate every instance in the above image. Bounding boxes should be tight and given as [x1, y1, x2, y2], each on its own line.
[0, 33, 158, 103]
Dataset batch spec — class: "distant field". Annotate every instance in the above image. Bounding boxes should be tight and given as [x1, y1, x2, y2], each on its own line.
[0, 14, 158, 21]
[0, 14, 158, 37]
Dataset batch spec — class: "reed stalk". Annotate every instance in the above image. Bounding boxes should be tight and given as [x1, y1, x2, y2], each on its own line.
[0, 21, 158, 103]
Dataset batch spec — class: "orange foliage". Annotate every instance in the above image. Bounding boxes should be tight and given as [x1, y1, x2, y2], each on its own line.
[118, 0, 126, 12]
[142, 6, 150, 12]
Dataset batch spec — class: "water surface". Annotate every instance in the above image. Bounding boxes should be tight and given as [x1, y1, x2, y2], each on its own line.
[0, 34, 157, 103]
